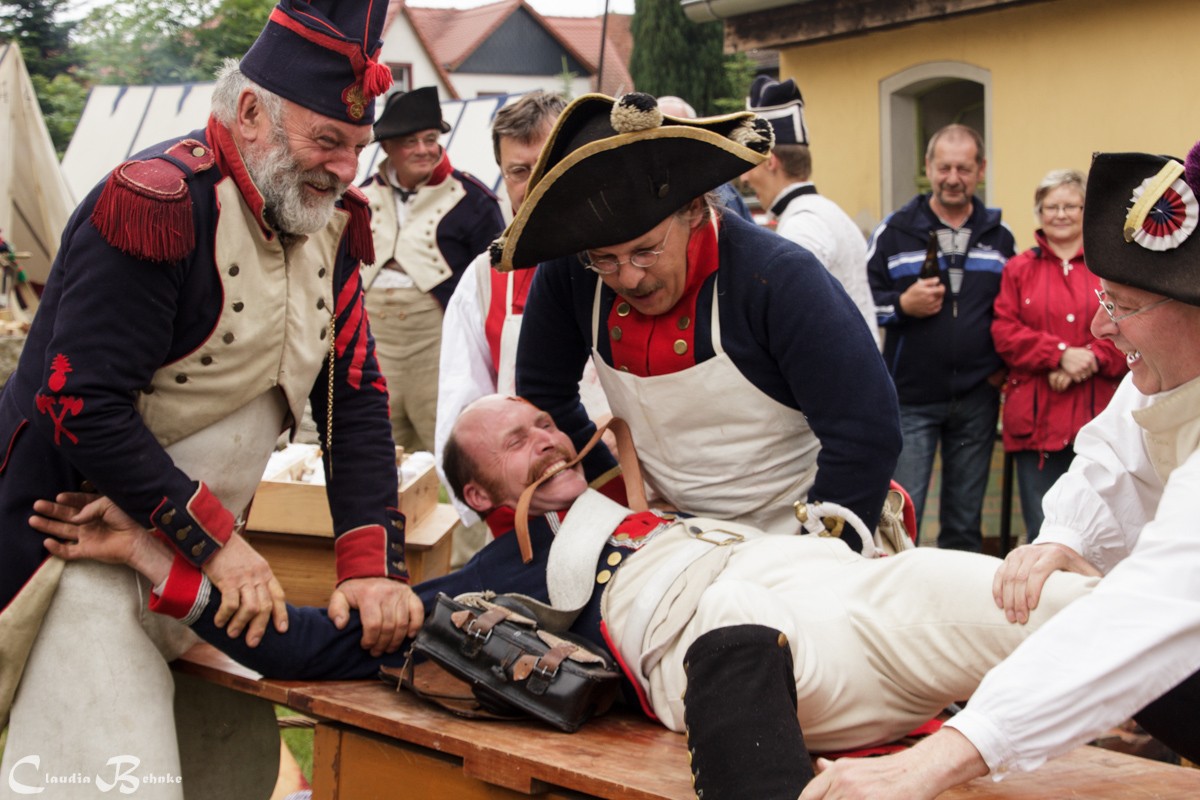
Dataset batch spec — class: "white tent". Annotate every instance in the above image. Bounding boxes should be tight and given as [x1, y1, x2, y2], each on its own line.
[0, 44, 75, 285]
[62, 85, 518, 211]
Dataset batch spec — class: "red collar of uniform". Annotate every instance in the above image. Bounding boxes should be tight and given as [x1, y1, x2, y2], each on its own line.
[684, 214, 721, 294]
[606, 216, 721, 377]
[205, 116, 274, 239]
[381, 147, 454, 191]
[485, 505, 568, 539]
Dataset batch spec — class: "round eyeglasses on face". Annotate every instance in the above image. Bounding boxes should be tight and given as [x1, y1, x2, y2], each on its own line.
[578, 220, 676, 275]
[1095, 288, 1173, 324]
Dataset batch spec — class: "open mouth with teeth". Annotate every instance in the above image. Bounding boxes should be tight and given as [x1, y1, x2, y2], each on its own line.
[528, 451, 574, 486]
[1126, 350, 1142, 366]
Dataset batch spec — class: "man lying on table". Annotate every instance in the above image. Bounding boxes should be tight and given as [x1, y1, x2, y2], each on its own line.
[31, 394, 1095, 800]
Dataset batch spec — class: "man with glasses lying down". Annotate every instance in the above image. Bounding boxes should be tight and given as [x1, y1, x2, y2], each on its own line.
[497, 93, 902, 548]
[30, 393, 1095, 799]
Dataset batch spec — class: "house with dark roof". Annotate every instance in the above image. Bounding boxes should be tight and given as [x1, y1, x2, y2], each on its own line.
[381, 0, 633, 99]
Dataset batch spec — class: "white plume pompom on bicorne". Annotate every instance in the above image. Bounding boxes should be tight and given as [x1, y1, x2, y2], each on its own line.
[611, 93, 663, 134]
[731, 117, 775, 155]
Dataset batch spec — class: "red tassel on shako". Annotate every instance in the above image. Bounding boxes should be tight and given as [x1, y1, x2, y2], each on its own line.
[340, 186, 376, 266]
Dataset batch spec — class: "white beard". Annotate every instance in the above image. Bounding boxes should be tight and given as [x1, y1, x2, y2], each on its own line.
[244, 131, 346, 236]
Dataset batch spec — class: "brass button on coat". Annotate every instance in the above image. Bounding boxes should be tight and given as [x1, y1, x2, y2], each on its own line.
[673, 339, 688, 355]
[611, 326, 622, 341]
[677, 315, 691, 330]
[596, 569, 612, 584]
[616, 302, 631, 317]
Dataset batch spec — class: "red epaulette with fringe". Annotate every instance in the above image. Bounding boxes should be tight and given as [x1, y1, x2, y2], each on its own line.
[341, 185, 375, 266]
[90, 139, 215, 263]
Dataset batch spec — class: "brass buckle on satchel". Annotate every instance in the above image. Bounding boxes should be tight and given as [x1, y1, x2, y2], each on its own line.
[687, 524, 744, 546]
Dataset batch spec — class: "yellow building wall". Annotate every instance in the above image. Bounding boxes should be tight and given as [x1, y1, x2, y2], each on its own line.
[779, 0, 1200, 250]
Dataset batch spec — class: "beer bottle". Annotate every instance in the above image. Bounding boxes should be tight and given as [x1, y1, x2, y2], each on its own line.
[918, 231, 940, 280]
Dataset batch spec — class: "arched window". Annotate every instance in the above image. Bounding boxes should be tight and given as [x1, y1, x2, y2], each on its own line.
[880, 62, 991, 215]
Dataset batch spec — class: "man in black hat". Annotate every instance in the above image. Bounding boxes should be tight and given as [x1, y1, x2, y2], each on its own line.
[804, 143, 1200, 798]
[741, 76, 879, 348]
[502, 93, 901, 546]
[0, 1, 420, 792]
[359, 86, 504, 455]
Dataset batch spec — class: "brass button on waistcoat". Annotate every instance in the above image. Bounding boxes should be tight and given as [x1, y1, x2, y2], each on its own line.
[232, 302, 244, 312]
[616, 302, 631, 317]
[228, 264, 239, 277]
[316, 298, 326, 310]
[677, 315, 691, 330]
[673, 339, 688, 355]
[175, 374, 188, 384]
[611, 326, 622, 341]
[200, 356, 213, 366]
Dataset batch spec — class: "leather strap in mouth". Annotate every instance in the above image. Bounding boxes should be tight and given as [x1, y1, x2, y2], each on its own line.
[513, 417, 648, 564]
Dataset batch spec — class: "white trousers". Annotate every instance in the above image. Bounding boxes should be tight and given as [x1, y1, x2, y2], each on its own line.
[607, 532, 1097, 752]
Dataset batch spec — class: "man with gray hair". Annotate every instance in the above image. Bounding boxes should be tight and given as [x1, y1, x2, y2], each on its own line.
[0, 1, 419, 795]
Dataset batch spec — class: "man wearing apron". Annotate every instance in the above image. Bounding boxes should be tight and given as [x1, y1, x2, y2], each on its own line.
[0, 3, 418, 796]
[436, 91, 610, 561]
[501, 93, 901, 542]
[359, 86, 504, 454]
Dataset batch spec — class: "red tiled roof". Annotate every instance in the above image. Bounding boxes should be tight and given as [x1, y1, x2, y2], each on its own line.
[391, 0, 634, 96]
[544, 13, 634, 95]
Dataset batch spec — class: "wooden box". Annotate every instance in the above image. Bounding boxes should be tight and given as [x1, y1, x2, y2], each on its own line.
[246, 447, 440, 535]
[244, 447, 456, 605]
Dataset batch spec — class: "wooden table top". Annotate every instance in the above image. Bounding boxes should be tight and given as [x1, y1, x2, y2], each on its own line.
[175, 644, 1200, 799]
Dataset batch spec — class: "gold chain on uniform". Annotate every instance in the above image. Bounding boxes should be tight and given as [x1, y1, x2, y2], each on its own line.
[326, 308, 335, 478]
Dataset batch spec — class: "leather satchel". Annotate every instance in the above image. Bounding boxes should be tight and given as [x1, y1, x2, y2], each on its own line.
[390, 592, 621, 733]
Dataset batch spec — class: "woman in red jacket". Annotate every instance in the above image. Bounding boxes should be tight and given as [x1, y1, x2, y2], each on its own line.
[992, 169, 1127, 540]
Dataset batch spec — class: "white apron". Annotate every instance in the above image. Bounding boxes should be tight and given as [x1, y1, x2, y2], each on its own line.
[590, 277, 818, 535]
[497, 271, 610, 415]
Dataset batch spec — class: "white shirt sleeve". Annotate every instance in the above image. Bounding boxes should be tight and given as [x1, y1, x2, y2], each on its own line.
[1035, 375, 1160, 573]
[947, 376, 1200, 776]
[435, 253, 496, 526]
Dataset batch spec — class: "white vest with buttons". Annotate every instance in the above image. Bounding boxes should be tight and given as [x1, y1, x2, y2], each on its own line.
[359, 168, 461, 292]
[136, 177, 341, 449]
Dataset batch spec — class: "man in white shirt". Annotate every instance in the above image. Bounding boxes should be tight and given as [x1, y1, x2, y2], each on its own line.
[741, 77, 879, 347]
[803, 143, 1200, 798]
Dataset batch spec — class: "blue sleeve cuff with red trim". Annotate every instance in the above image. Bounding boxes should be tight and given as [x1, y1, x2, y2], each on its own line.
[150, 482, 235, 567]
[334, 507, 409, 584]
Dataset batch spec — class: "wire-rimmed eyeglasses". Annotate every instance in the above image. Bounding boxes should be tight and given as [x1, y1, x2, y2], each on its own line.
[578, 221, 676, 275]
[1095, 288, 1173, 324]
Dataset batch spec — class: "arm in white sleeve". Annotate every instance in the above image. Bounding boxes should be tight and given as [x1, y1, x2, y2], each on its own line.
[948, 449, 1200, 775]
[435, 254, 496, 526]
[1035, 374, 1160, 573]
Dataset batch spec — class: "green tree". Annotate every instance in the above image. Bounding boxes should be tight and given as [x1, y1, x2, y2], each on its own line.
[629, 0, 740, 116]
[1, 0, 84, 152]
[74, 0, 272, 85]
[0, 0, 78, 77]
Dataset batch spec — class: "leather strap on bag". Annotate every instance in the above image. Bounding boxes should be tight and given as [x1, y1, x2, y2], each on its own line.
[513, 417, 648, 564]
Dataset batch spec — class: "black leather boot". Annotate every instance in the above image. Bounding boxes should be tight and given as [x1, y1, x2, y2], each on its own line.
[682, 624, 814, 799]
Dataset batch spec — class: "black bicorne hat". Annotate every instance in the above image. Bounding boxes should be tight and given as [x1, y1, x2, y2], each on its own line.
[374, 86, 452, 141]
[1084, 142, 1200, 306]
[489, 92, 773, 272]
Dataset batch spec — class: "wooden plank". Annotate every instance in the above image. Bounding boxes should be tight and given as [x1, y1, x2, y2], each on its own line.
[312, 725, 580, 799]
[176, 645, 1200, 799]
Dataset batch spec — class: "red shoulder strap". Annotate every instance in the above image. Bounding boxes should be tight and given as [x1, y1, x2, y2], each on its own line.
[90, 139, 214, 263]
